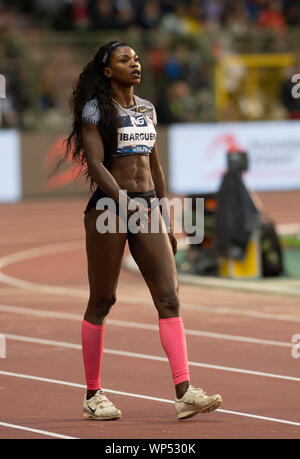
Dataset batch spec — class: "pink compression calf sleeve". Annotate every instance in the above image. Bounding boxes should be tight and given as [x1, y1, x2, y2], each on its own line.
[159, 317, 190, 386]
[81, 320, 105, 390]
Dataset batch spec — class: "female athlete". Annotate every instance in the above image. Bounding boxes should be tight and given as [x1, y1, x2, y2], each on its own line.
[64, 40, 222, 421]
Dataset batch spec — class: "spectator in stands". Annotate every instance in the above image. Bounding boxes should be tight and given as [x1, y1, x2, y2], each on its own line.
[0, 72, 21, 127]
[282, 0, 300, 26]
[72, 0, 90, 30]
[160, 2, 190, 35]
[155, 79, 194, 124]
[244, 0, 261, 22]
[146, 43, 168, 81]
[114, 0, 137, 30]
[0, 29, 32, 127]
[0, 97, 19, 127]
[38, 67, 58, 112]
[258, 0, 286, 30]
[161, 0, 205, 35]
[203, 0, 225, 26]
[224, 0, 249, 31]
[159, 0, 176, 15]
[184, 0, 205, 33]
[35, 0, 66, 21]
[139, 0, 161, 29]
[2, 0, 298, 32]
[88, 0, 118, 30]
[163, 42, 191, 82]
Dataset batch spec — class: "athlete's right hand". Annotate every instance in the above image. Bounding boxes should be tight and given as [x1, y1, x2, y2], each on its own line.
[127, 199, 149, 229]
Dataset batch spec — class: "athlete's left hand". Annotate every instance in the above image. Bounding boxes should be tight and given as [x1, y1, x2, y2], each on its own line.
[168, 229, 177, 256]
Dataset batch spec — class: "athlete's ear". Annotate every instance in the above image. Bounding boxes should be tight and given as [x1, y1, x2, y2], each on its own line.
[103, 66, 112, 78]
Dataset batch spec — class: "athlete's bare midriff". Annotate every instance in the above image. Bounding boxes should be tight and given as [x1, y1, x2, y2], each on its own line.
[109, 154, 154, 192]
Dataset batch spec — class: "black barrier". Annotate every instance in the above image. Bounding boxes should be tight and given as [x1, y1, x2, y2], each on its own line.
[179, 151, 284, 278]
[178, 192, 219, 276]
[215, 151, 260, 262]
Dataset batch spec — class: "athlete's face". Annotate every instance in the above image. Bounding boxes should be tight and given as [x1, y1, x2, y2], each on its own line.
[104, 46, 141, 86]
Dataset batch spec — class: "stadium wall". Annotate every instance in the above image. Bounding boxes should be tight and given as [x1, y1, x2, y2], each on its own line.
[1, 121, 300, 204]
[20, 126, 169, 199]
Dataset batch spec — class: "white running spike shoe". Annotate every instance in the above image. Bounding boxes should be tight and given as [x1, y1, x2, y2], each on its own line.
[83, 389, 121, 420]
[175, 385, 222, 420]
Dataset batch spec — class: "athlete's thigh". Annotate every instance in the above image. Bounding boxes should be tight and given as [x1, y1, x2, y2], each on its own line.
[84, 208, 127, 296]
[127, 213, 179, 298]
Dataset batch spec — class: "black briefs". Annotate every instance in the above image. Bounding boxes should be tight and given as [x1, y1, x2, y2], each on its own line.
[84, 188, 157, 216]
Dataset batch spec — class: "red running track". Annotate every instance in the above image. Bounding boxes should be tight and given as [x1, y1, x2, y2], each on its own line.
[0, 196, 300, 439]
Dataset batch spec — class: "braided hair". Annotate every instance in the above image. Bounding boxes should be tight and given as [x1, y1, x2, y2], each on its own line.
[55, 40, 129, 190]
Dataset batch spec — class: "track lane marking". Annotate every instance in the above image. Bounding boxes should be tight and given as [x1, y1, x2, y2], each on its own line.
[0, 422, 78, 439]
[0, 305, 294, 348]
[1, 371, 300, 428]
[3, 333, 300, 382]
[1, 242, 300, 323]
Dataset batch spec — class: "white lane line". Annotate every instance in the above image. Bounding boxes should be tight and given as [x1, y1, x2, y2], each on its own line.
[107, 319, 293, 348]
[0, 273, 87, 298]
[0, 241, 84, 269]
[1, 371, 300, 428]
[0, 305, 293, 348]
[4, 333, 300, 383]
[1, 242, 300, 324]
[0, 333, 6, 358]
[181, 302, 300, 323]
[0, 422, 78, 439]
[0, 304, 82, 321]
[0, 241, 87, 297]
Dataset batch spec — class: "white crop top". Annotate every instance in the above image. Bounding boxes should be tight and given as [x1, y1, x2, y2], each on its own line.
[82, 95, 157, 158]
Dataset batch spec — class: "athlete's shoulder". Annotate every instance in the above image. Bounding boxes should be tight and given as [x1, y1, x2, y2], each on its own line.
[134, 95, 157, 125]
[82, 98, 100, 124]
[134, 95, 155, 111]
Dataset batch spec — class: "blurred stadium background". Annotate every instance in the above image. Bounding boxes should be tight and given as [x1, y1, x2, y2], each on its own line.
[1, 0, 300, 284]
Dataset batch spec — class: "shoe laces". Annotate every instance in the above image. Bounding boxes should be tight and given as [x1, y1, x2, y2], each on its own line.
[94, 390, 113, 407]
[188, 385, 206, 396]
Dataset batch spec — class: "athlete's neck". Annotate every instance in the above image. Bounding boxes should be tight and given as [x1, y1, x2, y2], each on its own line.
[111, 85, 134, 107]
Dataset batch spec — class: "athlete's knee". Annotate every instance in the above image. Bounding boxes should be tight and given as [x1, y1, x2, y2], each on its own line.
[97, 295, 116, 315]
[157, 289, 180, 318]
[89, 295, 116, 322]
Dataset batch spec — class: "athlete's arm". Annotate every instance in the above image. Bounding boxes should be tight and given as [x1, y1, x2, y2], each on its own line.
[150, 143, 167, 200]
[82, 123, 147, 221]
[150, 143, 177, 254]
[81, 122, 130, 205]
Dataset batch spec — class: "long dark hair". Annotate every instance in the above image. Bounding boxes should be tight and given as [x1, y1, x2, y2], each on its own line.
[52, 40, 128, 190]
